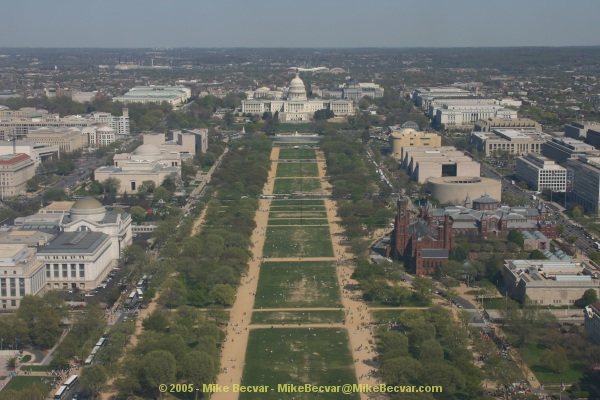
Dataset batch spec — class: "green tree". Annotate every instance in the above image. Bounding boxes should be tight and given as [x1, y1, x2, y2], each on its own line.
[209, 284, 235, 307]
[142, 309, 170, 332]
[540, 345, 568, 373]
[182, 351, 216, 400]
[80, 364, 108, 397]
[158, 277, 186, 309]
[529, 249, 547, 260]
[102, 177, 120, 194]
[582, 288, 599, 305]
[142, 350, 177, 398]
[130, 206, 147, 223]
[206, 305, 228, 325]
[572, 205, 585, 219]
[507, 230, 524, 247]
[153, 186, 173, 202]
[411, 276, 436, 301]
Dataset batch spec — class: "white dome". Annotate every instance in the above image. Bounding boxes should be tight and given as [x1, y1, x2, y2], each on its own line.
[287, 73, 307, 101]
[133, 144, 161, 156]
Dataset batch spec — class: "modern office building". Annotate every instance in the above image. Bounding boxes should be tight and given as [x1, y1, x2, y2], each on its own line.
[584, 302, 600, 345]
[401, 146, 480, 183]
[389, 128, 442, 159]
[502, 260, 600, 306]
[474, 118, 541, 132]
[90, 109, 130, 136]
[95, 144, 181, 193]
[241, 73, 354, 122]
[586, 128, 600, 150]
[567, 156, 600, 212]
[516, 154, 567, 192]
[0, 244, 46, 309]
[471, 129, 550, 156]
[564, 121, 598, 140]
[150, 128, 209, 156]
[83, 125, 116, 148]
[113, 86, 191, 107]
[0, 154, 35, 198]
[0, 141, 60, 167]
[23, 127, 87, 153]
[542, 137, 599, 163]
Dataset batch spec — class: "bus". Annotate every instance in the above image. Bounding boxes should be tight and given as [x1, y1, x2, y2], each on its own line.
[90, 345, 101, 356]
[595, 241, 600, 251]
[136, 275, 148, 290]
[64, 374, 78, 389]
[95, 337, 108, 348]
[54, 385, 68, 400]
[136, 288, 144, 301]
[84, 355, 94, 365]
[124, 290, 139, 309]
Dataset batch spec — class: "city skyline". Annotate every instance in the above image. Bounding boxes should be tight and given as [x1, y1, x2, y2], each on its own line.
[1, 0, 600, 48]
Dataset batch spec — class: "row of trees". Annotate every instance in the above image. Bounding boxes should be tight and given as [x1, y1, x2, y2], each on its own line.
[377, 306, 484, 399]
[321, 134, 394, 238]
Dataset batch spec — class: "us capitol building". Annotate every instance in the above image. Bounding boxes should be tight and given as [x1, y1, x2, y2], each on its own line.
[241, 73, 354, 122]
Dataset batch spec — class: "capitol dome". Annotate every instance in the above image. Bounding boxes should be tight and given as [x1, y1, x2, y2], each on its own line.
[133, 144, 161, 156]
[287, 73, 307, 101]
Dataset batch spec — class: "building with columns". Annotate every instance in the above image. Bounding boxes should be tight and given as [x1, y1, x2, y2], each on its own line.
[242, 73, 354, 122]
[0, 244, 46, 310]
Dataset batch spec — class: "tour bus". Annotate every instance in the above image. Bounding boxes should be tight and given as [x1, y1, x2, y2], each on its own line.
[54, 385, 68, 400]
[595, 241, 600, 251]
[84, 354, 94, 365]
[136, 288, 144, 301]
[95, 337, 108, 348]
[90, 345, 101, 356]
[136, 275, 148, 290]
[124, 290, 139, 309]
[64, 374, 78, 388]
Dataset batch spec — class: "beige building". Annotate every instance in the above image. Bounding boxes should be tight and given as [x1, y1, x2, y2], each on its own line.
[503, 260, 600, 306]
[0, 154, 35, 198]
[23, 127, 87, 153]
[471, 129, 550, 157]
[144, 128, 208, 156]
[427, 176, 501, 205]
[95, 143, 181, 193]
[0, 244, 46, 309]
[474, 118, 541, 132]
[113, 85, 191, 107]
[401, 146, 480, 183]
[83, 125, 116, 148]
[389, 128, 441, 159]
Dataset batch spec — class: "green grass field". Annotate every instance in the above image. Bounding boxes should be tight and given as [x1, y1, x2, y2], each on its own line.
[276, 163, 320, 177]
[270, 200, 325, 206]
[278, 148, 317, 159]
[251, 310, 345, 325]
[0, 376, 53, 397]
[20, 365, 53, 372]
[519, 342, 583, 385]
[263, 226, 334, 258]
[273, 178, 322, 194]
[254, 261, 341, 308]
[269, 205, 326, 211]
[240, 328, 359, 400]
[269, 211, 328, 219]
[267, 218, 329, 226]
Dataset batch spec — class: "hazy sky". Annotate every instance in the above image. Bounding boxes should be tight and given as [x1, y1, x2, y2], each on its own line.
[1, 0, 599, 48]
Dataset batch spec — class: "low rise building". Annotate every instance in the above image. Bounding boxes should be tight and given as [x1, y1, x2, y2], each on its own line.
[23, 127, 87, 153]
[542, 137, 599, 163]
[564, 121, 598, 140]
[389, 128, 441, 159]
[430, 100, 517, 130]
[522, 231, 550, 251]
[95, 144, 181, 193]
[515, 154, 567, 192]
[113, 86, 191, 107]
[401, 146, 480, 183]
[471, 129, 550, 157]
[412, 87, 474, 109]
[426, 176, 501, 205]
[0, 153, 35, 198]
[0, 244, 46, 309]
[474, 118, 541, 132]
[0, 141, 59, 167]
[147, 128, 208, 156]
[37, 231, 113, 290]
[83, 125, 116, 148]
[502, 260, 600, 306]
